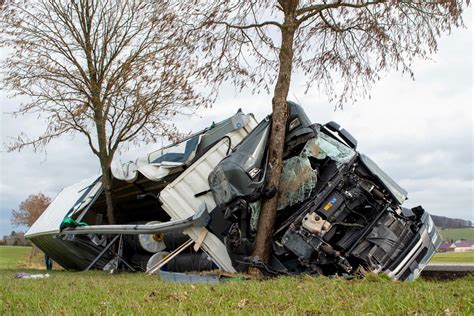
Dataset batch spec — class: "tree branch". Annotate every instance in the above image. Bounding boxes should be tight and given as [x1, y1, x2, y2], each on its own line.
[297, 0, 386, 25]
[212, 20, 282, 30]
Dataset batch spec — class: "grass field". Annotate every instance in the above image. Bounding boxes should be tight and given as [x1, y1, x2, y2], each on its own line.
[429, 252, 474, 264]
[1, 246, 473, 314]
[0, 246, 32, 269]
[0, 270, 472, 314]
[439, 228, 474, 241]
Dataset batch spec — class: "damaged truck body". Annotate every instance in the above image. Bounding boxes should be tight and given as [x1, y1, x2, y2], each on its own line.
[25, 102, 441, 280]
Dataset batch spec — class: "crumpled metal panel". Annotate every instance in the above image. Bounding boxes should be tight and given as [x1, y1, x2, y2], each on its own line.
[159, 118, 257, 273]
[208, 118, 271, 207]
[25, 175, 100, 238]
[27, 234, 112, 270]
[111, 136, 201, 183]
[359, 154, 408, 204]
[112, 112, 255, 183]
[159, 141, 237, 273]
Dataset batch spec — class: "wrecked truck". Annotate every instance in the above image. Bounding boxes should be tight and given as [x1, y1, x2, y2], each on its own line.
[25, 102, 441, 280]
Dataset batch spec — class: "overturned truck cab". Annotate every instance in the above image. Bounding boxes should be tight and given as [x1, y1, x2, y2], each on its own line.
[25, 102, 440, 280]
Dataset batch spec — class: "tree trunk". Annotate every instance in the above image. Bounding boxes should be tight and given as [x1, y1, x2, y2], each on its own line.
[251, 3, 297, 264]
[101, 163, 116, 225]
[96, 119, 115, 224]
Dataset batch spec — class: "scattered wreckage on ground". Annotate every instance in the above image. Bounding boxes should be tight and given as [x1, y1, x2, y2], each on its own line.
[25, 102, 441, 280]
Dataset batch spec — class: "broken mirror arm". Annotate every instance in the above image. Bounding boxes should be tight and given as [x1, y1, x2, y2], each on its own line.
[59, 204, 210, 235]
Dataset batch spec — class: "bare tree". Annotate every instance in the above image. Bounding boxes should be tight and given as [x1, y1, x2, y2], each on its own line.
[11, 193, 51, 228]
[182, 0, 467, 265]
[1, 0, 206, 224]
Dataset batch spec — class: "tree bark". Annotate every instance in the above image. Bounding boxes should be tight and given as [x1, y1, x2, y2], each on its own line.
[251, 1, 298, 264]
[96, 118, 115, 224]
[101, 162, 116, 225]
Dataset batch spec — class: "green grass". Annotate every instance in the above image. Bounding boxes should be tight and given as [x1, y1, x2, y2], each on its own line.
[1, 245, 472, 314]
[0, 246, 32, 269]
[430, 252, 474, 264]
[0, 270, 472, 315]
[439, 228, 474, 241]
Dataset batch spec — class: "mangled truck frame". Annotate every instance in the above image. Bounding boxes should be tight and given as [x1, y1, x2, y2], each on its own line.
[25, 102, 441, 280]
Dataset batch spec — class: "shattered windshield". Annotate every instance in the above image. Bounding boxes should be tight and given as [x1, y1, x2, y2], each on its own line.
[275, 128, 356, 211]
[317, 130, 356, 168]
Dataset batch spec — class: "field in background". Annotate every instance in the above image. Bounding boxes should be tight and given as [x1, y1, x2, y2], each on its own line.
[429, 252, 474, 264]
[439, 228, 474, 241]
[0, 246, 52, 270]
[0, 246, 32, 269]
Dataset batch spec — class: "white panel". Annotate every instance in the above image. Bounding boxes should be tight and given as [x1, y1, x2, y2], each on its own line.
[159, 118, 257, 272]
[25, 175, 100, 238]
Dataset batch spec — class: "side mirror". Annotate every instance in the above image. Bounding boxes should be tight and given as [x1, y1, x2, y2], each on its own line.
[323, 121, 358, 149]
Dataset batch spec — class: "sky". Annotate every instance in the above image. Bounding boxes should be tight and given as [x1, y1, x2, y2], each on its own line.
[0, 8, 472, 237]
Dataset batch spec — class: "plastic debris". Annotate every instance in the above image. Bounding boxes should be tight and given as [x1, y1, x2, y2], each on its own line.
[15, 272, 50, 279]
[60, 217, 88, 231]
[159, 271, 221, 283]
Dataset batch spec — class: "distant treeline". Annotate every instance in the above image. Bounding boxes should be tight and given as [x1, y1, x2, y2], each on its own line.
[1, 231, 31, 247]
[431, 215, 473, 229]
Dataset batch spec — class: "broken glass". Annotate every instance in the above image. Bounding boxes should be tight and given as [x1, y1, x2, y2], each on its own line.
[249, 200, 261, 232]
[277, 155, 318, 210]
[317, 130, 356, 168]
[251, 130, 356, 224]
[276, 137, 321, 211]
